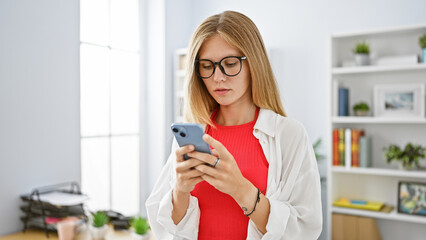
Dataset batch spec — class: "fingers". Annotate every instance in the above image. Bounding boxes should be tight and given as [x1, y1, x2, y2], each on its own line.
[176, 158, 204, 173]
[203, 134, 230, 158]
[212, 149, 219, 157]
[177, 167, 204, 179]
[200, 174, 218, 189]
[186, 151, 217, 166]
[175, 145, 194, 162]
[195, 163, 219, 177]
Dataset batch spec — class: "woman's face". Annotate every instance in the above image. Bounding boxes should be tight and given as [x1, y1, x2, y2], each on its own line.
[198, 34, 251, 107]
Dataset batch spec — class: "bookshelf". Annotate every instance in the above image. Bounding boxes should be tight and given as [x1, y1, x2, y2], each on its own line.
[328, 24, 426, 240]
[332, 207, 426, 225]
[173, 48, 187, 122]
[332, 62, 426, 75]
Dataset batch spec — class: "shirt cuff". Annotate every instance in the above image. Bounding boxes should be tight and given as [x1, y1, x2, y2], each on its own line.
[262, 198, 290, 239]
[157, 188, 200, 239]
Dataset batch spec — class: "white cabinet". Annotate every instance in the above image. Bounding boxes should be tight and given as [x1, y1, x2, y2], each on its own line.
[327, 24, 426, 240]
[173, 48, 187, 122]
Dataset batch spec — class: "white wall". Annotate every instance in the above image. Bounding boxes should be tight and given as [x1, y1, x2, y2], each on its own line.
[165, 0, 426, 239]
[0, 0, 80, 235]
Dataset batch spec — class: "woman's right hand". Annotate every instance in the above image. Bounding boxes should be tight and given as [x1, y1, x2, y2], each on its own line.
[174, 145, 205, 194]
[172, 145, 205, 224]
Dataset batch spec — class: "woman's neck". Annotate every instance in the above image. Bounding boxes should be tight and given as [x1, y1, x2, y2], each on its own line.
[216, 102, 256, 126]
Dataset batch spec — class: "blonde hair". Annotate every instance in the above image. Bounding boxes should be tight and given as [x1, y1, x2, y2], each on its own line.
[184, 11, 286, 126]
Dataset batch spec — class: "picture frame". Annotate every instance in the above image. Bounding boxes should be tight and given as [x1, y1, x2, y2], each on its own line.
[398, 181, 426, 217]
[374, 83, 425, 118]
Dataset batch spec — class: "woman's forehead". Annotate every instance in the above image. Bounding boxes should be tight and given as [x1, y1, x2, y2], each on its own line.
[198, 35, 242, 60]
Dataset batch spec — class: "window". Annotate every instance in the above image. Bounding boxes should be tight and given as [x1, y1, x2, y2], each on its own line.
[80, 0, 140, 216]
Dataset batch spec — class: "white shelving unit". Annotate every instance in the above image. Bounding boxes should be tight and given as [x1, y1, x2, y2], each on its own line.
[327, 24, 426, 240]
[173, 48, 187, 122]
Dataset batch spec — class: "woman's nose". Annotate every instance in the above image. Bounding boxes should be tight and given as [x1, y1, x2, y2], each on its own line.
[212, 64, 225, 82]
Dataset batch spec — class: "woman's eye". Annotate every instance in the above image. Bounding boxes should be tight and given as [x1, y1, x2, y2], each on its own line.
[225, 62, 237, 67]
[202, 64, 213, 69]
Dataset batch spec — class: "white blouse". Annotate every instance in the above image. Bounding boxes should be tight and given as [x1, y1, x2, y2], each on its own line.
[145, 108, 323, 239]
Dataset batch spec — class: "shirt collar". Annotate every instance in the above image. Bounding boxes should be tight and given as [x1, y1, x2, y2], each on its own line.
[254, 108, 278, 137]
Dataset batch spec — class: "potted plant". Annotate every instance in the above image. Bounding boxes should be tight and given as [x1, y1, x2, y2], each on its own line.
[89, 211, 109, 239]
[353, 102, 370, 116]
[130, 216, 150, 240]
[353, 41, 370, 66]
[383, 143, 426, 170]
[419, 34, 426, 63]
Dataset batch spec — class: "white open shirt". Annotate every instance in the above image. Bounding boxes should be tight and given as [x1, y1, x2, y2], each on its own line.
[146, 108, 323, 239]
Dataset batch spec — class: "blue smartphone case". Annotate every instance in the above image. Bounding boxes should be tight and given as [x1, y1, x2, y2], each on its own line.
[171, 123, 212, 160]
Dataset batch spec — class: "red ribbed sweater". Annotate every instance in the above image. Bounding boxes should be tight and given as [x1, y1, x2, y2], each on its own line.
[191, 108, 269, 240]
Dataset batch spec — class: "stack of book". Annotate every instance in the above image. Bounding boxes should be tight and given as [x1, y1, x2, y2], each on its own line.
[332, 128, 372, 168]
[333, 198, 384, 211]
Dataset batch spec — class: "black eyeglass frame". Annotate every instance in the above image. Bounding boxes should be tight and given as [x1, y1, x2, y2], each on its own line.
[195, 56, 247, 79]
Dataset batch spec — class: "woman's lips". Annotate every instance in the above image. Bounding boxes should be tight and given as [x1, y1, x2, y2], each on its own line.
[214, 89, 230, 96]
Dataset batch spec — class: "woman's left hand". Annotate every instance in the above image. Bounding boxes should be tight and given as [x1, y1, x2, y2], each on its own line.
[186, 134, 253, 200]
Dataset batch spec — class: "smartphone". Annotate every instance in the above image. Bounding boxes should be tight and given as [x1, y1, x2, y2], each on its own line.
[171, 123, 212, 160]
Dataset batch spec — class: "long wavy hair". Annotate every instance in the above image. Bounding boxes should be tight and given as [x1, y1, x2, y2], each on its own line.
[183, 11, 286, 126]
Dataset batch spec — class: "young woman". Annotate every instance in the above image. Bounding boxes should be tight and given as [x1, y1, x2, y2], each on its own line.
[146, 11, 322, 240]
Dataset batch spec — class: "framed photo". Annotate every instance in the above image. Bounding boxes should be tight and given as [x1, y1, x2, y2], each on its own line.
[398, 181, 426, 217]
[374, 84, 425, 118]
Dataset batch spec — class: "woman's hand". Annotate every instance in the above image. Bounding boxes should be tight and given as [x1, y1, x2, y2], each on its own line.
[174, 145, 205, 194]
[186, 134, 254, 202]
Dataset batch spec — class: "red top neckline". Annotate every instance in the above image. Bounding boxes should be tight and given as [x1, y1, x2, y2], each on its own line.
[209, 106, 260, 130]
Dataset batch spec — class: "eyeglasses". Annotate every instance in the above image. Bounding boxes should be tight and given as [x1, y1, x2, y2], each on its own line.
[195, 56, 247, 79]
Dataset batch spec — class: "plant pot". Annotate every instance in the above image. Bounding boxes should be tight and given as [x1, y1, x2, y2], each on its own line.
[131, 231, 150, 240]
[89, 224, 108, 239]
[422, 48, 426, 63]
[355, 54, 369, 66]
[354, 110, 369, 116]
[398, 162, 415, 171]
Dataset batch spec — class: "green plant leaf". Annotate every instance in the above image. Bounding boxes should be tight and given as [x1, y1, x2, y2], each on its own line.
[353, 41, 370, 54]
[130, 216, 150, 235]
[92, 211, 109, 228]
[419, 34, 426, 49]
[384, 143, 426, 168]
[353, 102, 370, 111]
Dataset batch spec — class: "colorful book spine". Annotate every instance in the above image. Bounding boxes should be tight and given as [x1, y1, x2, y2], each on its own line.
[333, 129, 339, 166]
[345, 128, 352, 169]
[338, 87, 349, 116]
[351, 129, 360, 167]
[338, 128, 345, 166]
[359, 136, 372, 168]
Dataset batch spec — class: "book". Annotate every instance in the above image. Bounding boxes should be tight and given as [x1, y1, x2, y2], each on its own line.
[338, 87, 349, 116]
[345, 128, 352, 169]
[351, 129, 365, 167]
[338, 128, 345, 166]
[359, 136, 372, 168]
[333, 129, 339, 166]
[333, 198, 384, 211]
[376, 54, 418, 66]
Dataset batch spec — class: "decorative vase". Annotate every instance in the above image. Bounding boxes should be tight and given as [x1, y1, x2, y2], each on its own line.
[89, 224, 108, 239]
[422, 48, 426, 63]
[354, 110, 369, 116]
[355, 54, 369, 66]
[131, 231, 150, 240]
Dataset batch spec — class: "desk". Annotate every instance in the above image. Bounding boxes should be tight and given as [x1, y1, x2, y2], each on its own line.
[0, 225, 155, 240]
